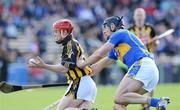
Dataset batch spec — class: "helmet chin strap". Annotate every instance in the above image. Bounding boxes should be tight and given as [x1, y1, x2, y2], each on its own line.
[106, 36, 110, 41]
[104, 26, 114, 41]
[108, 23, 117, 32]
[55, 33, 72, 44]
[55, 40, 62, 44]
[106, 27, 119, 41]
[110, 27, 116, 32]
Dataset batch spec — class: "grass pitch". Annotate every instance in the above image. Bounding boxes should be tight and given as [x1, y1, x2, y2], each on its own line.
[0, 84, 179, 110]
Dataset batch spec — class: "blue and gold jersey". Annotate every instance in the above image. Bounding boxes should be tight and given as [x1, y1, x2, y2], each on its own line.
[108, 29, 150, 68]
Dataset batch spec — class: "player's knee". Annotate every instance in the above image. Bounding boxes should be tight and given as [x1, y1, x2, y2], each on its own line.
[114, 96, 126, 105]
[114, 92, 129, 105]
[114, 87, 130, 105]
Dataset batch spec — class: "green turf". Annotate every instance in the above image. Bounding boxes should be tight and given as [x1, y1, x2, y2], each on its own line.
[0, 84, 179, 110]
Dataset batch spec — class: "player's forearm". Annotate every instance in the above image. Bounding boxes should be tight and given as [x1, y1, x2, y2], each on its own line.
[43, 64, 68, 74]
[83, 51, 103, 67]
[91, 57, 114, 74]
[82, 46, 109, 68]
[80, 42, 113, 68]
[91, 63, 104, 74]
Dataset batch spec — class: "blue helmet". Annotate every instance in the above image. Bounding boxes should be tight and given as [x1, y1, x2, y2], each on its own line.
[103, 16, 124, 32]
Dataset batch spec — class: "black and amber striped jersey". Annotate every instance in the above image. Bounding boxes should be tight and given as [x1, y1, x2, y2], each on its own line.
[61, 34, 92, 82]
[129, 24, 156, 52]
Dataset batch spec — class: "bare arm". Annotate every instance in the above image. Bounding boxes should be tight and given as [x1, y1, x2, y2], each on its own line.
[29, 56, 68, 74]
[43, 63, 68, 74]
[77, 42, 114, 68]
[90, 57, 114, 75]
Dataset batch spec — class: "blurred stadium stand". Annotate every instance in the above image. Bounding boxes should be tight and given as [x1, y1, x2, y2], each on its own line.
[0, 0, 180, 84]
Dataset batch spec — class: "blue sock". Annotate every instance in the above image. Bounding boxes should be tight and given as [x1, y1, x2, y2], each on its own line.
[150, 97, 160, 107]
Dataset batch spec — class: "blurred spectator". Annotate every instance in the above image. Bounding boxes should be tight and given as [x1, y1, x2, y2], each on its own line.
[35, 21, 47, 56]
[0, 37, 8, 81]
[5, 16, 18, 39]
[7, 49, 28, 84]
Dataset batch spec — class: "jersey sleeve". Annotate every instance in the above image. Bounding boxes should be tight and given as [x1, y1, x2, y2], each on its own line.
[108, 48, 118, 60]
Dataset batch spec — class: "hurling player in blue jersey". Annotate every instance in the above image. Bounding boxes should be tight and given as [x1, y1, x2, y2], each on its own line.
[77, 16, 169, 110]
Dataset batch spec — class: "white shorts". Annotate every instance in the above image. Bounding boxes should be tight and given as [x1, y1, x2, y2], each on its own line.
[65, 75, 97, 103]
[127, 57, 159, 92]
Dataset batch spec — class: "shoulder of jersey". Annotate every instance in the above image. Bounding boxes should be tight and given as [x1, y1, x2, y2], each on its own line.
[72, 38, 80, 45]
[111, 29, 128, 37]
[117, 29, 128, 33]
